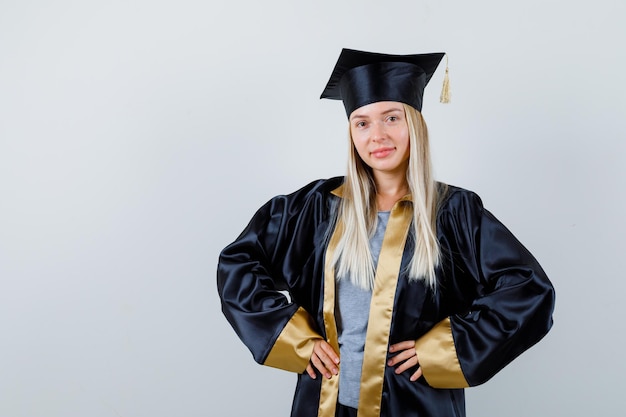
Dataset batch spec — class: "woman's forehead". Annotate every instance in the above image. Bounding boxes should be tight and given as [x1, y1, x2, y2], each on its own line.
[349, 101, 405, 119]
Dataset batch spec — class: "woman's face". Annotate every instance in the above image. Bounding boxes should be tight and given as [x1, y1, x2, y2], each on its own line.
[349, 101, 410, 179]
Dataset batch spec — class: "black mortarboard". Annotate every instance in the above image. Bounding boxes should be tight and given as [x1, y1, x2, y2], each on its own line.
[320, 48, 446, 117]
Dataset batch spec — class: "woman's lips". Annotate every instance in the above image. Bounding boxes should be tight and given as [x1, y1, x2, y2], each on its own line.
[371, 147, 394, 158]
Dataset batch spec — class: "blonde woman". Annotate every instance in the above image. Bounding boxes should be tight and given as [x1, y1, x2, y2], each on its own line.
[217, 49, 555, 417]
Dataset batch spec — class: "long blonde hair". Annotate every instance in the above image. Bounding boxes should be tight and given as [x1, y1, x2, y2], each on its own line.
[331, 104, 441, 290]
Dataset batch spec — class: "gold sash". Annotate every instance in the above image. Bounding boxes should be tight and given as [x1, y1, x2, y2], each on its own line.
[319, 197, 413, 417]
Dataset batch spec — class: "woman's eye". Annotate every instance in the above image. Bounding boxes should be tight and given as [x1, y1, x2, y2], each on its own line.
[356, 121, 366, 128]
[387, 116, 397, 122]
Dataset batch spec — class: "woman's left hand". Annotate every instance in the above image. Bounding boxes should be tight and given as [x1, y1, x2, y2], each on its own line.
[388, 340, 422, 381]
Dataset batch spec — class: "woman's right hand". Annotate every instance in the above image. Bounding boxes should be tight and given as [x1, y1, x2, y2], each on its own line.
[306, 339, 340, 379]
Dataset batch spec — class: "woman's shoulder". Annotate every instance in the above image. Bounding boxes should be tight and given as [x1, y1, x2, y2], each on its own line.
[283, 176, 345, 199]
[261, 176, 344, 210]
[436, 182, 485, 217]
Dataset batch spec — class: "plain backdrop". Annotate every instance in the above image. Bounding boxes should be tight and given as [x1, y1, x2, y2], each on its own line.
[1, 1, 624, 416]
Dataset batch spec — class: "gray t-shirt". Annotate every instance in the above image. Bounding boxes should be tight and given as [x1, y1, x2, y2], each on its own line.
[335, 211, 390, 408]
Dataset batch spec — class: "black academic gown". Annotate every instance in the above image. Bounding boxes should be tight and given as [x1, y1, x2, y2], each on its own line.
[217, 177, 555, 417]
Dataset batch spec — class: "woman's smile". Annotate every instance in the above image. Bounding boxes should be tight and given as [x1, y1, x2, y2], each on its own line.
[371, 147, 396, 158]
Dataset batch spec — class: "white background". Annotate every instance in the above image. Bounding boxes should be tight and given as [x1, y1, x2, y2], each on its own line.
[1, 1, 624, 416]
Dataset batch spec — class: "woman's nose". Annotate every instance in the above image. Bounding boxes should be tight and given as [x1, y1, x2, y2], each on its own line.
[370, 122, 385, 141]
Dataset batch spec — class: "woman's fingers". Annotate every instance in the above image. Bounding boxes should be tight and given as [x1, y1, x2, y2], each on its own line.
[307, 339, 423, 382]
[387, 347, 415, 366]
[308, 340, 340, 379]
[306, 364, 317, 379]
[387, 340, 422, 380]
[389, 340, 416, 352]
[410, 366, 423, 382]
[320, 340, 340, 365]
[310, 351, 333, 379]
[392, 353, 419, 374]
[387, 341, 416, 367]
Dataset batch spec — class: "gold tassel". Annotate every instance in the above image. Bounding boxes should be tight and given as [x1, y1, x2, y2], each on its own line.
[440, 54, 451, 104]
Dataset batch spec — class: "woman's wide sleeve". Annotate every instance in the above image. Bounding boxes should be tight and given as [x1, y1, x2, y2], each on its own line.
[217, 189, 325, 373]
[415, 190, 555, 388]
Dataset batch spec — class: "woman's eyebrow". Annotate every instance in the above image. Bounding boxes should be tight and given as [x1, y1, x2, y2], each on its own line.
[350, 108, 403, 121]
[349, 113, 368, 121]
[382, 108, 404, 115]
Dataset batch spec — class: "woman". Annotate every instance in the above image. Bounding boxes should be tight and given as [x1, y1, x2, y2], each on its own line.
[217, 48, 555, 417]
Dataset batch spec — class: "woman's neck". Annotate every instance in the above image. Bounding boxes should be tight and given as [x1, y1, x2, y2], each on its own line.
[374, 174, 409, 211]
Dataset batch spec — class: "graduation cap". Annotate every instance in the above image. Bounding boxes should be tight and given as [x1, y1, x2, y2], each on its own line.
[320, 48, 449, 117]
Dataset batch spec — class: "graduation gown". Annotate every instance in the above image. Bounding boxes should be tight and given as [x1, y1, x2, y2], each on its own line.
[217, 177, 555, 417]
